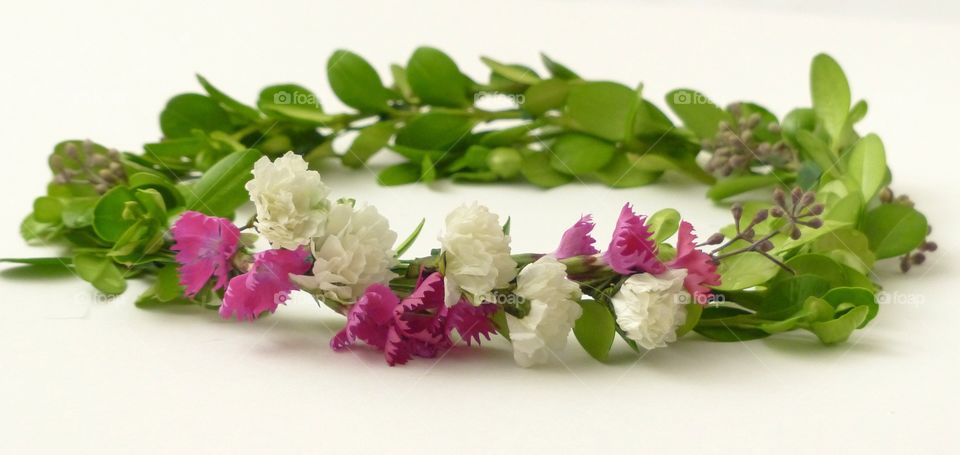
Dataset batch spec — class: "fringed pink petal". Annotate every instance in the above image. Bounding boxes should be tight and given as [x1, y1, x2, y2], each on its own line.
[604, 204, 666, 275]
[555, 215, 599, 259]
[668, 221, 721, 304]
[219, 247, 312, 321]
[170, 211, 241, 296]
[447, 301, 498, 346]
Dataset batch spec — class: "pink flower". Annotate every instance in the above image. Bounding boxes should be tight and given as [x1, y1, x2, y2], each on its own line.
[604, 204, 666, 275]
[554, 215, 599, 259]
[332, 272, 498, 366]
[668, 221, 721, 304]
[220, 247, 312, 321]
[171, 211, 241, 297]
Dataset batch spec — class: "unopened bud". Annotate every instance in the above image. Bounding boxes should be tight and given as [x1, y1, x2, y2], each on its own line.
[912, 253, 926, 265]
[758, 240, 774, 252]
[801, 191, 816, 207]
[790, 227, 802, 240]
[770, 206, 785, 218]
[809, 204, 825, 215]
[731, 203, 743, 222]
[923, 242, 938, 252]
[752, 209, 769, 223]
[806, 218, 823, 229]
[705, 233, 725, 245]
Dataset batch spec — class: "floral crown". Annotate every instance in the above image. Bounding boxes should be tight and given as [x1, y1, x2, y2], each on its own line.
[4, 49, 935, 367]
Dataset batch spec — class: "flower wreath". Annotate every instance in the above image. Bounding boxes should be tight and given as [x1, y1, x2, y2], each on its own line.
[4, 49, 936, 367]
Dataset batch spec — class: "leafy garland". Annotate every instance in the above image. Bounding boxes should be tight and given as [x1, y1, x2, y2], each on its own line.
[2, 48, 936, 366]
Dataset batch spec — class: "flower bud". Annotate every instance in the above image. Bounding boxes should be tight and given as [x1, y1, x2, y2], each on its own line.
[770, 206, 784, 218]
[806, 218, 823, 229]
[487, 147, 523, 178]
[790, 227, 802, 240]
[923, 241, 938, 252]
[752, 209, 769, 223]
[731, 203, 743, 223]
[809, 203, 825, 215]
[705, 232, 725, 245]
[912, 253, 926, 265]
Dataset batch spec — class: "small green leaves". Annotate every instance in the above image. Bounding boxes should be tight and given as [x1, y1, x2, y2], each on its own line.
[74, 254, 126, 295]
[549, 134, 616, 175]
[522, 79, 570, 115]
[184, 148, 263, 217]
[257, 84, 331, 125]
[406, 47, 471, 107]
[160, 94, 232, 138]
[481, 56, 541, 85]
[810, 305, 868, 344]
[647, 208, 681, 242]
[93, 186, 138, 242]
[665, 89, 732, 139]
[540, 53, 579, 80]
[846, 134, 888, 202]
[714, 252, 781, 291]
[706, 174, 783, 201]
[395, 113, 474, 151]
[486, 147, 523, 178]
[573, 299, 616, 362]
[395, 218, 426, 256]
[810, 53, 851, 143]
[196, 75, 261, 122]
[342, 121, 396, 168]
[377, 162, 421, 186]
[564, 81, 636, 141]
[862, 204, 928, 259]
[521, 152, 573, 188]
[327, 50, 392, 113]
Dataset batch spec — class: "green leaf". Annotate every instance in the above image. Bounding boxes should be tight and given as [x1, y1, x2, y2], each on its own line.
[406, 47, 470, 107]
[257, 85, 331, 125]
[564, 81, 635, 141]
[810, 305, 868, 344]
[706, 174, 783, 201]
[73, 254, 127, 295]
[796, 130, 837, 176]
[486, 147, 523, 178]
[93, 186, 138, 242]
[665, 89, 733, 139]
[822, 287, 878, 328]
[694, 307, 770, 342]
[196, 74, 261, 122]
[810, 53, 851, 143]
[33, 196, 63, 223]
[521, 79, 570, 116]
[761, 274, 831, 320]
[395, 113, 474, 151]
[714, 252, 781, 291]
[420, 155, 437, 183]
[846, 134, 887, 202]
[160, 93, 232, 139]
[0, 257, 72, 267]
[481, 56, 541, 85]
[593, 153, 662, 188]
[549, 134, 616, 175]
[20, 214, 61, 245]
[327, 50, 392, 112]
[540, 53, 579, 80]
[377, 162, 421, 186]
[573, 300, 616, 362]
[342, 121, 396, 168]
[647, 208, 681, 242]
[395, 218, 426, 257]
[184, 149, 263, 217]
[520, 152, 573, 188]
[781, 108, 819, 151]
[862, 204, 928, 259]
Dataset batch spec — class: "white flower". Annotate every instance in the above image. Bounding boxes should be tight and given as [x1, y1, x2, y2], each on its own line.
[439, 203, 517, 306]
[611, 269, 690, 350]
[506, 256, 582, 367]
[291, 201, 398, 303]
[246, 151, 330, 250]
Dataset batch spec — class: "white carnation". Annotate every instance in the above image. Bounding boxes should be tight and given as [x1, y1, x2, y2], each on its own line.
[246, 151, 330, 249]
[611, 269, 690, 350]
[506, 256, 583, 367]
[440, 203, 517, 306]
[291, 202, 398, 303]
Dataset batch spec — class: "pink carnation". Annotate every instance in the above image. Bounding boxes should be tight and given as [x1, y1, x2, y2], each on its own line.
[604, 204, 666, 275]
[332, 272, 497, 366]
[554, 215, 599, 259]
[668, 221, 721, 304]
[170, 211, 241, 296]
[220, 247, 312, 321]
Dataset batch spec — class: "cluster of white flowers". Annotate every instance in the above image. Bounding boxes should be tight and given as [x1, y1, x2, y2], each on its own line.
[292, 201, 398, 302]
[611, 269, 689, 350]
[439, 203, 517, 306]
[507, 256, 583, 367]
[247, 153, 397, 303]
[246, 152, 331, 250]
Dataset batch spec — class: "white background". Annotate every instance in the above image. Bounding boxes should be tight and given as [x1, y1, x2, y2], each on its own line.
[1, 1, 958, 453]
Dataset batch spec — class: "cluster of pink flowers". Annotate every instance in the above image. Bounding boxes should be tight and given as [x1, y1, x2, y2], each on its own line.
[171, 211, 311, 321]
[556, 203, 720, 304]
[169, 201, 719, 366]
